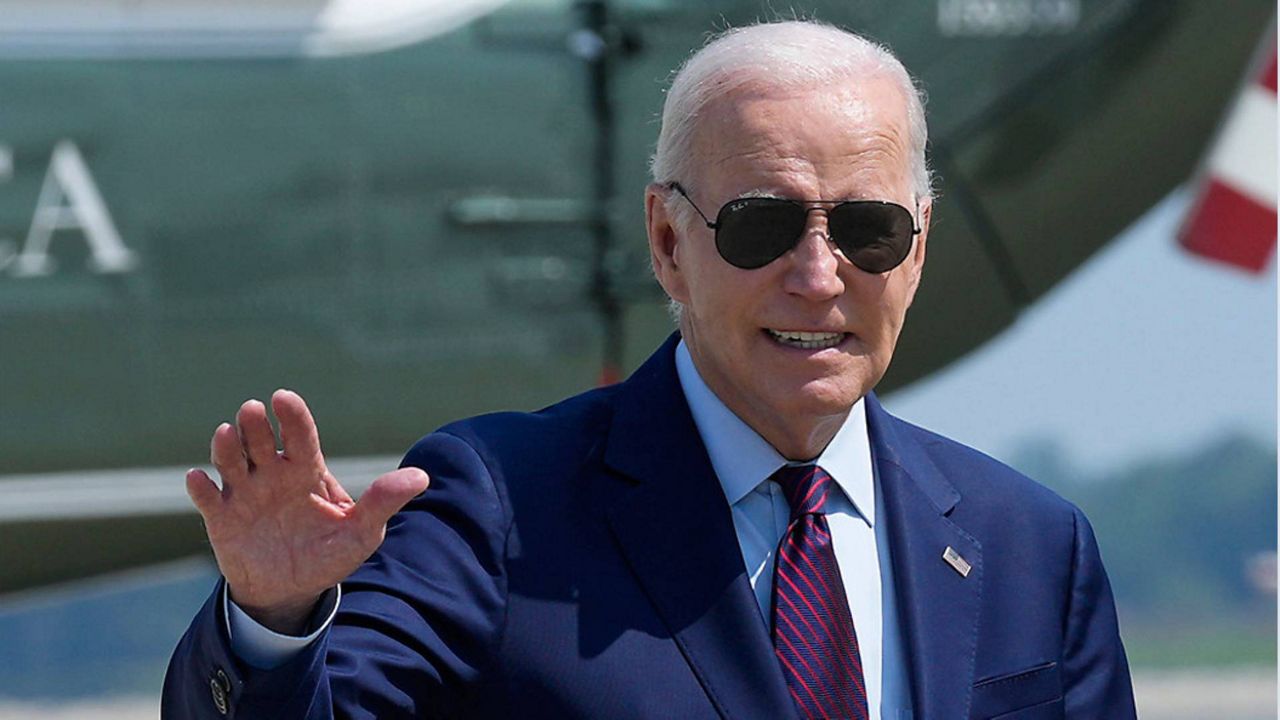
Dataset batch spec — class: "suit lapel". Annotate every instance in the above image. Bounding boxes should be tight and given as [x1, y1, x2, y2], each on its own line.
[866, 394, 982, 720]
[602, 335, 797, 720]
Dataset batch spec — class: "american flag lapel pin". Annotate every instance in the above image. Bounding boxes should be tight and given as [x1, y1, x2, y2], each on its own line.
[942, 546, 971, 578]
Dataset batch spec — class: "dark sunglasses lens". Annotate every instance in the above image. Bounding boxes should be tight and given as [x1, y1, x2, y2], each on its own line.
[828, 202, 915, 273]
[714, 198, 807, 269]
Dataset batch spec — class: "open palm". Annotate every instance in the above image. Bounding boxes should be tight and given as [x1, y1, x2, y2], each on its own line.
[185, 389, 429, 633]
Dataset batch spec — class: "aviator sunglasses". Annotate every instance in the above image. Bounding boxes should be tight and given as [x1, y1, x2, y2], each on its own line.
[668, 182, 921, 273]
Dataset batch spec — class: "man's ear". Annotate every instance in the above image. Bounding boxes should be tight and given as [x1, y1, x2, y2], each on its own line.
[645, 184, 690, 304]
[904, 198, 930, 306]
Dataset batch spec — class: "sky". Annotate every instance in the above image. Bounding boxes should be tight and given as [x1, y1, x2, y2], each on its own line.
[884, 187, 1277, 477]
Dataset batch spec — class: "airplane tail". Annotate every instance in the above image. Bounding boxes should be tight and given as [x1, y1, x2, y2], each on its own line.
[1179, 28, 1277, 273]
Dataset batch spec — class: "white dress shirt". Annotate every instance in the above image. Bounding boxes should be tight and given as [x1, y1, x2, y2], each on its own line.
[229, 339, 912, 717]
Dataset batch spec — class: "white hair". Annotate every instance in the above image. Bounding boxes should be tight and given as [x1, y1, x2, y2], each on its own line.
[651, 20, 932, 208]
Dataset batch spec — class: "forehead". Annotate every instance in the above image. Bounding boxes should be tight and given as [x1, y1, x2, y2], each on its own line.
[691, 75, 912, 199]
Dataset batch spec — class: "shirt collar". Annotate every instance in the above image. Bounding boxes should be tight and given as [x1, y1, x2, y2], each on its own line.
[674, 339, 876, 526]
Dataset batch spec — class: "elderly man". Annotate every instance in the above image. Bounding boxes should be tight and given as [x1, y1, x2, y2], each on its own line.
[164, 20, 1136, 720]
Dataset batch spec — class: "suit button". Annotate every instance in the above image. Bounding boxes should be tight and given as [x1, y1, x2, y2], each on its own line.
[210, 668, 230, 715]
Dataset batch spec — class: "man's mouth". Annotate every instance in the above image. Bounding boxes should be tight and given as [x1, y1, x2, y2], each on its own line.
[765, 329, 847, 350]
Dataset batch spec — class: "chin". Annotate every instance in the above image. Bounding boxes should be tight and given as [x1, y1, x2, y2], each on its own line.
[783, 375, 872, 417]
[797, 353, 883, 402]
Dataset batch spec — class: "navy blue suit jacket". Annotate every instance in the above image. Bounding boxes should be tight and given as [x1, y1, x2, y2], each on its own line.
[163, 335, 1136, 719]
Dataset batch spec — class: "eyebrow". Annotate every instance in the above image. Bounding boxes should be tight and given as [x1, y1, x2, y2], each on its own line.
[731, 188, 896, 203]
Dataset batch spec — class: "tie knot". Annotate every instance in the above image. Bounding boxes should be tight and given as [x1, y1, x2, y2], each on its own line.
[770, 464, 833, 518]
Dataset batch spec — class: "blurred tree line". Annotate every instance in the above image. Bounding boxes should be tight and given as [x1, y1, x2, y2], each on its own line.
[1014, 433, 1277, 666]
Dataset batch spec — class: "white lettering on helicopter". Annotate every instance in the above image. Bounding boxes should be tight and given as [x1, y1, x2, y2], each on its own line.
[937, 0, 1080, 36]
[0, 140, 137, 277]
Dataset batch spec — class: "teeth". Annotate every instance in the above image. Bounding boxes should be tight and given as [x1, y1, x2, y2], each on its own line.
[767, 329, 845, 349]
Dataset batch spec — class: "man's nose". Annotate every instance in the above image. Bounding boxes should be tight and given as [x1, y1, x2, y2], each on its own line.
[781, 212, 845, 301]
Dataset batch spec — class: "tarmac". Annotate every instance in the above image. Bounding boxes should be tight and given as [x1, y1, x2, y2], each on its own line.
[0, 667, 1273, 719]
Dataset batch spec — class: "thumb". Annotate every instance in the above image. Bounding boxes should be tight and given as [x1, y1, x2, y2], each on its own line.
[354, 467, 430, 533]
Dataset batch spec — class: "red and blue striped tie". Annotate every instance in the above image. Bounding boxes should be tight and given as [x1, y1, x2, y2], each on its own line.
[770, 464, 868, 720]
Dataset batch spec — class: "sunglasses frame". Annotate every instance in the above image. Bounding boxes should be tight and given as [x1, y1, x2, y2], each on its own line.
[666, 181, 921, 273]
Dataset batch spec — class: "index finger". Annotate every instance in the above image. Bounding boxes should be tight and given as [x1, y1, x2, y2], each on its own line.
[272, 389, 322, 462]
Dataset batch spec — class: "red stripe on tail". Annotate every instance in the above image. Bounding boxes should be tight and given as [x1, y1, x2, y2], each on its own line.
[1180, 181, 1277, 273]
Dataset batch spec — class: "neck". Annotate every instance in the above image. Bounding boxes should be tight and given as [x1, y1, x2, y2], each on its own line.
[684, 350, 849, 459]
[744, 405, 847, 461]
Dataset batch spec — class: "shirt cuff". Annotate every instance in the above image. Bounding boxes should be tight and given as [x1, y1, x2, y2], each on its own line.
[223, 584, 340, 670]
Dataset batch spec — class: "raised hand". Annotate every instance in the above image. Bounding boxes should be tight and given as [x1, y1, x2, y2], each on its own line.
[185, 389, 429, 634]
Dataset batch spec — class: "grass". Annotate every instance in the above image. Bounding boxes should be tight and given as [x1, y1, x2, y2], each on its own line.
[1123, 617, 1276, 669]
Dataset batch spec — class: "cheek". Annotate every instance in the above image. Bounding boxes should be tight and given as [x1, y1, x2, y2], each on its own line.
[688, 268, 758, 320]
[847, 283, 912, 351]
